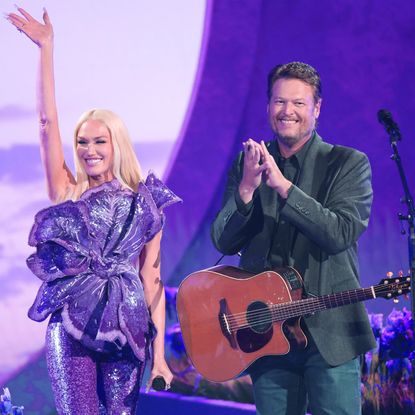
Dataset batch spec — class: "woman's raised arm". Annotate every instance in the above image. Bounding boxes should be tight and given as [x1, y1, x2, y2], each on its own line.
[7, 7, 75, 202]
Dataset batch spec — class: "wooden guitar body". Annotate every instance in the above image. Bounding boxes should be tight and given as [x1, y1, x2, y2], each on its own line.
[176, 265, 306, 382]
[177, 265, 409, 382]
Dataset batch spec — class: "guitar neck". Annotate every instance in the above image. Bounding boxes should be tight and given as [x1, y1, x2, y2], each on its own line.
[272, 286, 376, 321]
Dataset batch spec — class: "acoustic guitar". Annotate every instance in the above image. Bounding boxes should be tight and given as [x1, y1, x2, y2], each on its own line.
[176, 265, 410, 382]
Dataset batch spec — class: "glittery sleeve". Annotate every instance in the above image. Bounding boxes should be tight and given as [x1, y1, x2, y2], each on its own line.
[144, 171, 182, 211]
[140, 172, 182, 243]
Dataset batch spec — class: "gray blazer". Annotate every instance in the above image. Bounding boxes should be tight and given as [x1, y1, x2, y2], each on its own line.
[211, 133, 376, 366]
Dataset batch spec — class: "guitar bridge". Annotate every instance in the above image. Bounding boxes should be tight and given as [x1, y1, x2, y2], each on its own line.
[219, 298, 237, 349]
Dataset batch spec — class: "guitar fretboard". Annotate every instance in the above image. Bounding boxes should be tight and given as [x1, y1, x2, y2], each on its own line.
[271, 286, 376, 321]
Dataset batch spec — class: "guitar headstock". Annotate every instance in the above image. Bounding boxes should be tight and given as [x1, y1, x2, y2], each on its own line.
[376, 271, 411, 302]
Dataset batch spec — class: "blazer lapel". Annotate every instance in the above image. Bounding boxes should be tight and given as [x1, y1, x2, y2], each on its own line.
[290, 134, 333, 290]
[296, 133, 333, 197]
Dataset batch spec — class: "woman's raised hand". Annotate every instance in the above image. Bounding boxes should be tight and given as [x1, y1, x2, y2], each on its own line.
[6, 6, 53, 48]
[6, 6, 71, 202]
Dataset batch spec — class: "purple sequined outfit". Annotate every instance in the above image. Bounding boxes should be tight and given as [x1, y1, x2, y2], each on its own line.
[27, 173, 181, 414]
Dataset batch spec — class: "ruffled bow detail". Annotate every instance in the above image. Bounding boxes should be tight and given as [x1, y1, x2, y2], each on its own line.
[27, 173, 181, 361]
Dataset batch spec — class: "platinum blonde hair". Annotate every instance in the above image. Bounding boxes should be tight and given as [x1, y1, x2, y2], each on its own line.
[66, 109, 142, 201]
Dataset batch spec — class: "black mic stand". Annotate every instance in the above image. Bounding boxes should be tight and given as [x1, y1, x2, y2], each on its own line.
[387, 130, 415, 403]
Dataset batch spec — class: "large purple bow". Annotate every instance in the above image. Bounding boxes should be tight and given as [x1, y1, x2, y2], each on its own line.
[27, 173, 181, 361]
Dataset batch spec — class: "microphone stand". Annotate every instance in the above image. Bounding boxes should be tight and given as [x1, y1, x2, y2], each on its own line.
[387, 133, 415, 403]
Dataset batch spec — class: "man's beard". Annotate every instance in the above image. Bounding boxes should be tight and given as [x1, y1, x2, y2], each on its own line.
[275, 132, 303, 148]
[275, 125, 315, 148]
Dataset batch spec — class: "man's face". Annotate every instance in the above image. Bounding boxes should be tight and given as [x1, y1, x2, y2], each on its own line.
[268, 78, 321, 148]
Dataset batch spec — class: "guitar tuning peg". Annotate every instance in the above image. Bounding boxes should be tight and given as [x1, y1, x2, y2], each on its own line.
[404, 294, 409, 300]
[393, 298, 399, 304]
[386, 271, 393, 278]
[398, 270, 403, 277]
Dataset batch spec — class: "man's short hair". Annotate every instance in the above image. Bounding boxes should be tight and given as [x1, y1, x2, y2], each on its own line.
[267, 62, 322, 103]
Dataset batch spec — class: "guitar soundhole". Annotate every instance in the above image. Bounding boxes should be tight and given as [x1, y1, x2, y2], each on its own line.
[246, 301, 272, 334]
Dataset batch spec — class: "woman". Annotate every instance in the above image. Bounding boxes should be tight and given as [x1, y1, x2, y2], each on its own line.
[6, 7, 179, 414]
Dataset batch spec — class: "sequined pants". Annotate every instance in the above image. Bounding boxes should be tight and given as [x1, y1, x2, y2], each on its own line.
[46, 320, 144, 415]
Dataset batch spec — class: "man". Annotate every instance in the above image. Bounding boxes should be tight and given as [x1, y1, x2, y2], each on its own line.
[211, 62, 376, 415]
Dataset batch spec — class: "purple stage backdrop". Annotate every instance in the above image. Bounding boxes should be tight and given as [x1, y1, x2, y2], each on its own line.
[1, 0, 415, 411]
[163, 0, 415, 320]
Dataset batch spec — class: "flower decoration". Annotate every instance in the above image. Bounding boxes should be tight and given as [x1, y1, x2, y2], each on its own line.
[164, 286, 178, 320]
[166, 323, 187, 357]
[362, 309, 414, 415]
[369, 313, 384, 339]
[0, 388, 24, 415]
[380, 308, 414, 360]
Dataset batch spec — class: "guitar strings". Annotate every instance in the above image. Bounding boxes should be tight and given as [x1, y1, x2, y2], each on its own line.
[226, 289, 370, 326]
[225, 291, 376, 331]
[222, 283, 406, 331]
[225, 288, 402, 331]
[231, 283, 405, 325]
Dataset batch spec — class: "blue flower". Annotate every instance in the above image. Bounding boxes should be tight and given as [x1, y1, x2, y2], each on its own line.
[165, 286, 178, 319]
[368, 313, 384, 339]
[0, 389, 23, 415]
[380, 308, 414, 360]
[385, 357, 412, 382]
[0, 388, 12, 415]
[165, 323, 186, 357]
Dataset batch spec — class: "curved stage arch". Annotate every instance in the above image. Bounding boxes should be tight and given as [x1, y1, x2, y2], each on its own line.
[163, 0, 415, 320]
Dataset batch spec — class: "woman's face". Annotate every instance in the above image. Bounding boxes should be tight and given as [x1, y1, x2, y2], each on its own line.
[76, 119, 115, 186]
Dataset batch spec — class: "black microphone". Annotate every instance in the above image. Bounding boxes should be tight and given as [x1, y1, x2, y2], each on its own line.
[377, 109, 401, 141]
[151, 376, 167, 391]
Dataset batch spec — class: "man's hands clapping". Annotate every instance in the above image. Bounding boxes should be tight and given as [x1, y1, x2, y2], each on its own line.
[238, 139, 292, 203]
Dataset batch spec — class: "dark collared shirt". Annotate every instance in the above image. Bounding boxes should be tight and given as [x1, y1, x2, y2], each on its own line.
[269, 133, 315, 268]
[234, 133, 316, 267]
